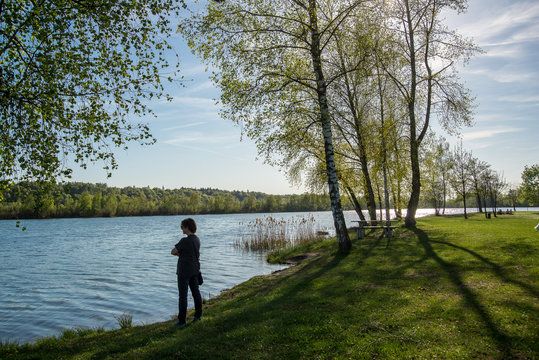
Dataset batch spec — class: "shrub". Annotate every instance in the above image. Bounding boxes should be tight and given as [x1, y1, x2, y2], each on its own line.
[114, 313, 133, 329]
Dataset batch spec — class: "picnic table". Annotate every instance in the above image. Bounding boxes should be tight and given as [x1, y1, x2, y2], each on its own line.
[351, 220, 399, 239]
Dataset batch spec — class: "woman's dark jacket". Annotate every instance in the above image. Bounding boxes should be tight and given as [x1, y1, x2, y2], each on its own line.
[174, 234, 200, 278]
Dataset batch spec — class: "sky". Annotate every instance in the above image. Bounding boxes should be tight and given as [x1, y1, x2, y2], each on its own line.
[70, 0, 539, 194]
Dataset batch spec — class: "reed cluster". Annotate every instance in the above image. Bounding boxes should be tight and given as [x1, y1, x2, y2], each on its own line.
[114, 313, 133, 329]
[237, 214, 320, 251]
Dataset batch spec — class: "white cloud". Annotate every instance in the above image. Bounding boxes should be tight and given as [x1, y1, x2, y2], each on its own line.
[462, 66, 536, 83]
[458, 1, 539, 46]
[153, 106, 220, 123]
[162, 121, 207, 132]
[480, 44, 523, 59]
[179, 64, 208, 77]
[498, 95, 539, 103]
[462, 127, 522, 141]
[169, 96, 218, 108]
[489, 71, 535, 83]
[465, 141, 496, 150]
[183, 80, 216, 94]
[163, 132, 235, 145]
[161, 137, 248, 162]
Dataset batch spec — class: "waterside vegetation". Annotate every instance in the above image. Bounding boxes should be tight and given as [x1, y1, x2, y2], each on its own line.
[236, 214, 321, 251]
[2, 212, 537, 359]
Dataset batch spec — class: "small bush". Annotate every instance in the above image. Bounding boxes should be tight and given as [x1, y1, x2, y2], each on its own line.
[114, 313, 133, 329]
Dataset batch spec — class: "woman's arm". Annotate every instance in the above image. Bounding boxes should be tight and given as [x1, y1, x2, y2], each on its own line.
[171, 247, 179, 256]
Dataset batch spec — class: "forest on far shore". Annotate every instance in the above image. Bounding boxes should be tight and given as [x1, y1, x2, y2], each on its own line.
[0, 182, 339, 219]
[0, 181, 522, 220]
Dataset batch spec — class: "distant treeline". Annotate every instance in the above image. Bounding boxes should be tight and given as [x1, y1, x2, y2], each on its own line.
[0, 182, 347, 219]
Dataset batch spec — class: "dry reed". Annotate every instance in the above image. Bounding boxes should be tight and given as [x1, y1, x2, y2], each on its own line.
[237, 214, 321, 251]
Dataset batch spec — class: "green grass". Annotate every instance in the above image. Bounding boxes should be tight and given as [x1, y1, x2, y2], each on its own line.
[2, 212, 538, 359]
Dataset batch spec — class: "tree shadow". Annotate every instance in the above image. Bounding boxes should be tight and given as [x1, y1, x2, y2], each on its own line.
[413, 228, 514, 358]
[427, 238, 539, 299]
[132, 250, 354, 359]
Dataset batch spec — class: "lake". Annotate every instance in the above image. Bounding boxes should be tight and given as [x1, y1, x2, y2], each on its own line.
[1, 208, 535, 343]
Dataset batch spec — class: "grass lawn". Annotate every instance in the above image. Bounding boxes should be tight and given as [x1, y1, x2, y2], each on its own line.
[2, 212, 538, 359]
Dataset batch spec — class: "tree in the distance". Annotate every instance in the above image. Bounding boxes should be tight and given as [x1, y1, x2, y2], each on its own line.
[487, 170, 506, 216]
[449, 141, 472, 219]
[520, 164, 539, 206]
[421, 136, 452, 215]
[468, 157, 490, 214]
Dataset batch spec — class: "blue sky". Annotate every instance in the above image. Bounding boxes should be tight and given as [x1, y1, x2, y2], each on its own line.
[442, 0, 539, 189]
[70, 0, 539, 194]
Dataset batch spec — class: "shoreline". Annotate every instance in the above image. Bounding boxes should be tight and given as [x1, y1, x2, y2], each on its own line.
[2, 212, 538, 359]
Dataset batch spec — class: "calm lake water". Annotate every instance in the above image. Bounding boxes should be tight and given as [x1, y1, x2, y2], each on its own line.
[1, 208, 535, 343]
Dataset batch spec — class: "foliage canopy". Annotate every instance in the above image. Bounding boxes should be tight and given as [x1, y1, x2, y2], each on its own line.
[1, 0, 184, 191]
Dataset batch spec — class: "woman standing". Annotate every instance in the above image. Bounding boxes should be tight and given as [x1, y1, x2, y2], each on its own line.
[171, 218, 202, 326]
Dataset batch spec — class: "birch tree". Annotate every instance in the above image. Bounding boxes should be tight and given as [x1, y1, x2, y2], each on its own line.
[421, 136, 451, 215]
[449, 141, 471, 219]
[180, 0, 376, 250]
[469, 157, 490, 213]
[380, 0, 479, 227]
[488, 170, 506, 216]
[329, 19, 379, 222]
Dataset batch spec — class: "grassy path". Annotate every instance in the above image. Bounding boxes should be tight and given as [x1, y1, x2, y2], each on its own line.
[2, 212, 538, 359]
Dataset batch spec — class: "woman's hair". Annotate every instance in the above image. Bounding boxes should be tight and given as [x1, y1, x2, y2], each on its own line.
[181, 218, 197, 233]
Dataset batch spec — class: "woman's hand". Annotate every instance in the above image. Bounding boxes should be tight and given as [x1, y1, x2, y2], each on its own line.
[171, 247, 179, 256]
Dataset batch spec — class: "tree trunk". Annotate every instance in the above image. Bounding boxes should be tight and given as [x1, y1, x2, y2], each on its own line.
[392, 188, 401, 219]
[404, 0, 419, 228]
[378, 69, 391, 224]
[406, 138, 421, 227]
[462, 180, 468, 219]
[442, 174, 447, 214]
[490, 191, 497, 217]
[339, 53, 377, 224]
[473, 179, 482, 213]
[309, 1, 351, 251]
[346, 185, 366, 221]
[393, 158, 404, 219]
[357, 130, 378, 223]
[383, 163, 391, 223]
[377, 184, 383, 221]
[475, 191, 482, 213]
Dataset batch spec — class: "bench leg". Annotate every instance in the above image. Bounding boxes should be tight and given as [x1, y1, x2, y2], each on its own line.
[356, 227, 365, 240]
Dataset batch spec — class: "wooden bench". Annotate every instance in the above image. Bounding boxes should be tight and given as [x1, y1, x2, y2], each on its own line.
[352, 220, 398, 239]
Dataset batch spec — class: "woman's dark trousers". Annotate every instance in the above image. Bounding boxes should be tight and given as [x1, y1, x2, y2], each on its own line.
[177, 273, 202, 324]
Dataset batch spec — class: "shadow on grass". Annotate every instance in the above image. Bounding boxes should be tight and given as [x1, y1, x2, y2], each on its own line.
[14, 321, 179, 360]
[413, 228, 514, 359]
[115, 250, 354, 359]
[13, 226, 536, 359]
[427, 238, 539, 299]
